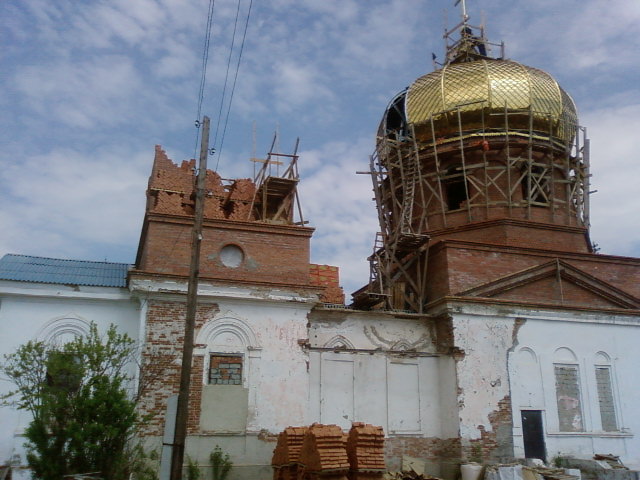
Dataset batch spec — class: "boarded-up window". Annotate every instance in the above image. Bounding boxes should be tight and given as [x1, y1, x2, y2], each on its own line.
[209, 354, 243, 385]
[554, 364, 583, 432]
[388, 362, 421, 433]
[320, 357, 354, 430]
[595, 366, 617, 431]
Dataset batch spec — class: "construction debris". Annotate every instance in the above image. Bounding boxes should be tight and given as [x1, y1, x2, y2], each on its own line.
[383, 471, 441, 480]
[593, 454, 628, 470]
[485, 464, 580, 480]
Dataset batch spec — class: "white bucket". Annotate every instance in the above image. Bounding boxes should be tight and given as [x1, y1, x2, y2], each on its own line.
[460, 463, 484, 480]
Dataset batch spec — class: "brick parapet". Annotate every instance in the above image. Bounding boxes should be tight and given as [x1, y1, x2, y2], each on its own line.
[309, 264, 345, 305]
[148, 145, 256, 222]
[135, 215, 314, 288]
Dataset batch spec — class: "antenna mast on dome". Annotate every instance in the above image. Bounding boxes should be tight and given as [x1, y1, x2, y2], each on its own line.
[442, 0, 504, 65]
[455, 0, 469, 22]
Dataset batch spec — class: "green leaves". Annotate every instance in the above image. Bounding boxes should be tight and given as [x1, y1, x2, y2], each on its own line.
[0, 322, 142, 480]
[210, 445, 233, 480]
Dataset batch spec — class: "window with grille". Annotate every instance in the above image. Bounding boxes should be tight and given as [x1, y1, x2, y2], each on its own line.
[208, 354, 243, 385]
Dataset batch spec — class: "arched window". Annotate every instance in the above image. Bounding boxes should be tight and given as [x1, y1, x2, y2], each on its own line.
[323, 335, 355, 351]
[552, 347, 583, 432]
[194, 312, 262, 432]
[195, 312, 260, 387]
[37, 315, 91, 345]
[594, 352, 618, 432]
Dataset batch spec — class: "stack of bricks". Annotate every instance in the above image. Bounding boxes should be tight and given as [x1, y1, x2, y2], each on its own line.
[273, 423, 386, 480]
[297, 424, 350, 480]
[272, 426, 308, 480]
[309, 265, 345, 305]
[346, 423, 385, 480]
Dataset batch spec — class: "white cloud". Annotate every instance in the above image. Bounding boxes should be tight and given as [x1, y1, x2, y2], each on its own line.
[301, 137, 378, 294]
[271, 61, 335, 113]
[585, 102, 640, 257]
[14, 55, 143, 128]
[154, 37, 199, 79]
[0, 147, 149, 262]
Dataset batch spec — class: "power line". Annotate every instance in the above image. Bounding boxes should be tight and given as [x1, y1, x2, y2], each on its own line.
[193, 0, 216, 160]
[215, 0, 253, 171]
[212, 0, 243, 150]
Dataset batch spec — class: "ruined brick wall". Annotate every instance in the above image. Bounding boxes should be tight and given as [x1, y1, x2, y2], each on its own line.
[449, 315, 517, 462]
[464, 395, 513, 462]
[148, 145, 255, 222]
[138, 300, 218, 436]
[309, 264, 345, 304]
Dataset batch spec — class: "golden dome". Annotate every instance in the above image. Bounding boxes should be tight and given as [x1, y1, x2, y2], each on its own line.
[385, 59, 578, 147]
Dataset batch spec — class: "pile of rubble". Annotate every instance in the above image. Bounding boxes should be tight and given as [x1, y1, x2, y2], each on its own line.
[485, 464, 581, 480]
[272, 423, 386, 480]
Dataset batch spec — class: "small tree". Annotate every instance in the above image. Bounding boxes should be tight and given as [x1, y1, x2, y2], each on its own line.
[1, 323, 141, 480]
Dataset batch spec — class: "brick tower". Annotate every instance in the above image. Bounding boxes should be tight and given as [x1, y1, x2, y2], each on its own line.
[128, 145, 344, 477]
[133, 145, 315, 289]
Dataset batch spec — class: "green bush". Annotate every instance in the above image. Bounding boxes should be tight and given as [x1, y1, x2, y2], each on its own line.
[2, 323, 144, 480]
[210, 446, 232, 480]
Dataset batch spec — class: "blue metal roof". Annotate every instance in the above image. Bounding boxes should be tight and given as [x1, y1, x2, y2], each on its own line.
[0, 254, 130, 288]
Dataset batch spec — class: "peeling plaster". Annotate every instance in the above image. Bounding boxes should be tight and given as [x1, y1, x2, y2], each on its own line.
[453, 315, 515, 441]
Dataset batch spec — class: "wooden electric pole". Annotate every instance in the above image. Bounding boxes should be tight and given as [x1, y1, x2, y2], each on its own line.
[169, 115, 210, 480]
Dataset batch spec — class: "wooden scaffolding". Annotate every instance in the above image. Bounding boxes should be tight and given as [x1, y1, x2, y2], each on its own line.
[353, 105, 590, 313]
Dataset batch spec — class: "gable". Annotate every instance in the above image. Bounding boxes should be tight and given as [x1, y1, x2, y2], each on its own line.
[457, 259, 640, 310]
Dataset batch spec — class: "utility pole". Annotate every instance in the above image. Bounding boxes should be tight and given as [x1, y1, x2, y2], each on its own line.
[169, 116, 210, 480]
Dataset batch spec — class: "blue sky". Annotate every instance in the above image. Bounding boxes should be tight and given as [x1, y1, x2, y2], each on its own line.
[2, 0, 640, 295]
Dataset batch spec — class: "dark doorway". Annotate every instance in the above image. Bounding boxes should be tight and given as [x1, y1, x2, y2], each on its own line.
[521, 410, 546, 461]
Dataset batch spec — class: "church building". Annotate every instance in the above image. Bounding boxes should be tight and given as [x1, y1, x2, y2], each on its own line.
[1, 11, 639, 480]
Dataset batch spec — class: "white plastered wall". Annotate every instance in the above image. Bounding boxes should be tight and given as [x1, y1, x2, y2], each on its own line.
[0, 280, 141, 469]
[308, 310, 457, 438]
[507, 309, 640, 468]
[193, 298, 313, 433]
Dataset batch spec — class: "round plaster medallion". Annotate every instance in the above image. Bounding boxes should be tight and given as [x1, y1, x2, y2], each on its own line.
[219, 244, 244, 268]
